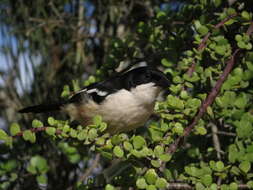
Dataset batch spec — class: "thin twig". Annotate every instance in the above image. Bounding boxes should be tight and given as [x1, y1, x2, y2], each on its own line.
[75, 0, 85, 65]
[187, 13, 237, 76]
[78, 154, 101, 183]
[13, 126, 62, 137]
[216, 131, 236, 136]
[210, 122, 223, 160]
[166, 183, 251, 190]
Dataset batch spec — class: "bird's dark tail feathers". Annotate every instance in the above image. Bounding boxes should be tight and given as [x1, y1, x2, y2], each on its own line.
[18, 102, 64, 113]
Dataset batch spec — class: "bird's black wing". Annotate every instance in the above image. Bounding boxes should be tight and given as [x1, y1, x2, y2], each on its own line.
[68, 74, 125, 104]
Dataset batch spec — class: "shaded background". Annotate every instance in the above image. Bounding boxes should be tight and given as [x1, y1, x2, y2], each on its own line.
[1, 0, 253, 189]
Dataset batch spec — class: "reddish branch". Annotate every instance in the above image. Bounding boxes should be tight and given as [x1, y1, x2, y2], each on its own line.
[198, 13, 237, 52]
[13, 126, 62, 137]
[166, 183, 250, 190]
[187, 13, 237, 76]
[168, 21, 253, 155]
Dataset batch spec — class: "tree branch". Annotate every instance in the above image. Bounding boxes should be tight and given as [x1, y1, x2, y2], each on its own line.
[187, 13, 237, 76]
[13, 126, 62, 137]
[167, 21, 253, 155]
[78, 154, 101, 182]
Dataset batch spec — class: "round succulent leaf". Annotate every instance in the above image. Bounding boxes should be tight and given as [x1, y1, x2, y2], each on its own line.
[32, 119, 43, 128]
[155, 178, 167, 189]
[200, 174, 213, 186]
[45, 127, 56, 136]
[146, 185, 157, 190]
[132, 136, 146, 150]
[144, 169, 158, 185]
[113, 146, 124, 158]
[23, 130, 36, 143]
[105, 184, 115, 190]
[36, 174, 48, 185]
[10, 123, 21, 136]
[239, 161, 251, 173]
[136, 178, 147, 189]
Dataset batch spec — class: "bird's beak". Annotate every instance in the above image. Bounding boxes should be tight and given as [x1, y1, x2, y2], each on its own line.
[151, 70, 171, 88]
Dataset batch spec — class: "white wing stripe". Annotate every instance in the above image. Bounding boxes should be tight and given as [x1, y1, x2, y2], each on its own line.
[87, 88, 108, 96]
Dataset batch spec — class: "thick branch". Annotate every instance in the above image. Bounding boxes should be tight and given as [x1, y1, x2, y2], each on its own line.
[168, 21, 253, 155]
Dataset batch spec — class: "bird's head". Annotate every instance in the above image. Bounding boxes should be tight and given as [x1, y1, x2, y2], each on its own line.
[124, 67, 171, 89]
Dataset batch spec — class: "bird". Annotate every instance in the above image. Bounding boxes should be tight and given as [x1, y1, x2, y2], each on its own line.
[19, 66, 170, 134]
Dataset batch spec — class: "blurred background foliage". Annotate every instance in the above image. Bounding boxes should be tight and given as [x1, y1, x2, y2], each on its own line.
[0, 0, 253, 189]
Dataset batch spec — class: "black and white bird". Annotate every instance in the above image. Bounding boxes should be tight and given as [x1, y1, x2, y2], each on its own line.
[19, 67, 170, 134]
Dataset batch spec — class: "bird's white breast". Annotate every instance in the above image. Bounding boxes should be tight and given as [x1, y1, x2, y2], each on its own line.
[63, 83, 161, 134]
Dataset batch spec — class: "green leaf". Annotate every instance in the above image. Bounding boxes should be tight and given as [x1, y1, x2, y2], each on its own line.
[167, 95, 184, 110]
[154, 145, 164, 157]
[173, 76, 183, 83]
[77, 130, 87, 141]
[151, 160, 161, 168]
[239, 161, 251, 173]
[196, 182, 205, 190]
[213, 0, 221, 7]
[238, 41, 246, 49]
[30, 155, 49, 174]
[2, 160, 18, 172]
[113, 146, 124, 158]
[235, 34, 242, 42]
[210, 183, 218, 190]
[105, 184, 115, 190]
[10, 123, 21, 136]
[123, 141, 133, 151]
[88, 128, 98, 139]
[132, 136, 146, 150]
[247, 181, 253, 188]
[196, 126, 207, 135]
[155, 178, 167, 189]
[145, 169, 158, 185]
[61, 85, 70, 98]
[36, 174, 47, 185]
[216, 161, 224, 172]
[234, 94, 248, 109]
[70, 128, 77, 138]
[27, 165, 37, 174]
[172, 122, 184, 135]
[47, 117, 55, 126]
[229, 182, 238, 190]
[32, 119, 43, 128]
[161, 58, 172, 67]
[220, 184, 229, 190]
[198, 25, 209, 36]
[236, 120, 252, 138]
[146, 185, 157, 190]
[185, 166, 199, 177]
[45, 127, 56, 136]
[23, 130, 36, 143]
[215, 45, 226, 55]
[159, 154, 172, 162]
[241, 11, 251, 20]
[156, 11, 166, 19]
[99, 122, 107, 132]
[0, 129, 9, 141]
[186, 98, 201, 109]
[201, 174, 212, 186]
[136, 178, 147, 189]
[93, 115, 102, 125]
[180, 90, 189, 99]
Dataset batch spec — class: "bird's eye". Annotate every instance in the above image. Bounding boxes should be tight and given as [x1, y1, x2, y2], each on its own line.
[145, 72, 151, 80]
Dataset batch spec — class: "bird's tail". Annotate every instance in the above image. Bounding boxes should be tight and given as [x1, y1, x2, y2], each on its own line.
[18, 102, 64, 113]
